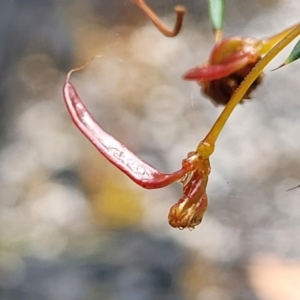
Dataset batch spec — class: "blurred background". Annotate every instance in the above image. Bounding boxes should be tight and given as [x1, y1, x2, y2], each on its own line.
[0, 0, 300, 299]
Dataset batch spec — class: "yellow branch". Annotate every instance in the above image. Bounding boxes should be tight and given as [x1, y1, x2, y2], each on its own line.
[200, 24, 300, 153]
[260, 23, 300, 54]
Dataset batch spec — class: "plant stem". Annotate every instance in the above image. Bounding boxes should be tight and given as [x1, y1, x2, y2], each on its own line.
[200, 24, 300, 151]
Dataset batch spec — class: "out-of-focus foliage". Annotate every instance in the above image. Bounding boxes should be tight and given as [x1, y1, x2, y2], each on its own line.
[208, 0, 224, 35]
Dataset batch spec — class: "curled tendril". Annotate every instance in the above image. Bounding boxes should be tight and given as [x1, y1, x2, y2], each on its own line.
[134, 0, 186, 37]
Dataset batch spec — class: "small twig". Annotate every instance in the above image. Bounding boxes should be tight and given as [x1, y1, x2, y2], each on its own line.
[287, 184, 300, 192]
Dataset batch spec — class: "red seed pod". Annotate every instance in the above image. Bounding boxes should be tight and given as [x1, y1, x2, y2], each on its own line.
[183, 37, 264, 105]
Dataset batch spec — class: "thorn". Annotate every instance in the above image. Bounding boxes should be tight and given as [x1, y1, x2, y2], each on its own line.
[271, 63, 286, 71]
[286, 184, 300, 192]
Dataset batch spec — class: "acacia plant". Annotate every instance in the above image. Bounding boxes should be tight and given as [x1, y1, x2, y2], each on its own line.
[63, 0, 300, 229]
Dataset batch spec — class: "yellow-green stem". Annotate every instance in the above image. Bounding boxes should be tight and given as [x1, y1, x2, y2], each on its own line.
[201, 24, 300, 151]
[260, 23, 300, 54]
[214, 29, 223, 43]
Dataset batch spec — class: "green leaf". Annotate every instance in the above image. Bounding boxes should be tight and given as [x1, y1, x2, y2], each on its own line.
[208, 0, 224, 38]
[285, 38, 300, 64]
[274, 38, 300, 70]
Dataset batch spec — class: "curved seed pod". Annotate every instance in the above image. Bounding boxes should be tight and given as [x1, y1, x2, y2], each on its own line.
[63, 65, 189, 189]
